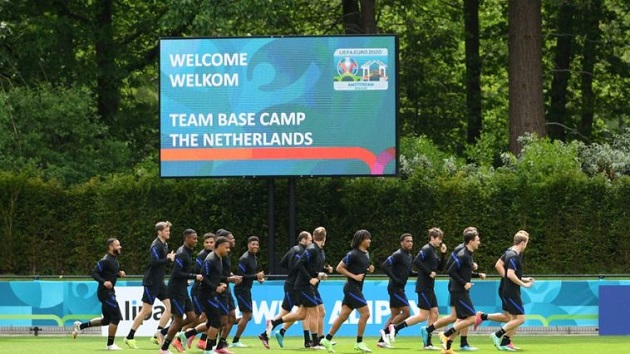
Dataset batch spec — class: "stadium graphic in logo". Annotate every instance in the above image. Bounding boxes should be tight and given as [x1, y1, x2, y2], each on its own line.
[334, 48, 389, 91]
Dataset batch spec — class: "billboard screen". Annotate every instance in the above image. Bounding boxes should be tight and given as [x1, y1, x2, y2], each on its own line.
[159, 35, 398, 177]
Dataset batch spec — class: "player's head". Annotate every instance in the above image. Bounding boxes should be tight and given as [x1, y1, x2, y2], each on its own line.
[156, 221, 172, 240]
[463, 227, 480, 250]
[428, 227, 444, 246]
[214, 236, 231, 257]
[400, 233, 413, 251]
[183, 228, 198, 247]
[247, 236, 260, 253]
[313, 226, 327, 246]
[203, 233, 216, 251]
[313, 227, 327, 240]
[513, 230, 529, 249]
[297, 231, 312, 246]
[217, 229, 235, 247]
[351, 229, 371, 250]
[106, 238, 122, 255]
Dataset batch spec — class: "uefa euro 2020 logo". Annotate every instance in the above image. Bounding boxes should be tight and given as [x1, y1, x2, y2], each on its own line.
[333, 48, 389, 90]
[336, 57, 359, 81]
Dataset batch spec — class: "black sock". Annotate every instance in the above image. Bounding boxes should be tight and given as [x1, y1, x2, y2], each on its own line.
[481, 313, 488, 321]
[446, 340, 452, 350]
[161, 338, 172, 351]
[394, 321, 407, 333]
[383, 326, 390, 334]
[161, 326, 169, 335]
[495, 328, 506, 338]
[216, 337, 227, 349]
[427, 333, 433, 346]
[357, 336, 363, 343]
[233, 336, 240, 343]
[501, 335, 511, 346]
[326, 334, 333, 341]
[444, 327, 457, 337]
[280, 328, 286, 336]
[461, 336, 469, 347]
[200, 333, 208, 341]
[155, 326, 164, 337]
[426, 324, 435, 333]
[79, 322, 90, 330]
[126, 329, 136, 340]
[271, 318, 283, 329]
[311, 333, 319, 345]
[303, 330, 310, 342]
[107, 336, 115, 346]
[186, 329, 198, 338]
[207, 339, 217, 350]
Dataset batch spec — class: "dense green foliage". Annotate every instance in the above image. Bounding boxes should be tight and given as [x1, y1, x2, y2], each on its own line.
[1, 136, 628, 276]
[0, 1, 628, 184]
[0, 1, 628, 276]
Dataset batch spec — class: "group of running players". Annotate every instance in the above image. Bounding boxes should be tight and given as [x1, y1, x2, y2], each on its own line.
[72, 222, 532, 354]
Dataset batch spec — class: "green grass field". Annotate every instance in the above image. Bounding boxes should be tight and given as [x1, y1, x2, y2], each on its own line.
[0, 335, 627, 354]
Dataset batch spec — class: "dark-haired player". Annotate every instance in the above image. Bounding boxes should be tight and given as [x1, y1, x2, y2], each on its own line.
[72, 238, 126, 351]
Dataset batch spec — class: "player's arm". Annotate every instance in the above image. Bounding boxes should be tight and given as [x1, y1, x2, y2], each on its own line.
[381, 254, 402, 285]
[294, 248, 314, 279]
[237, 257, 257, 280]
[91, 260, 107, 284]
[413, 248, 434, 276]
[447, 254, 467, 286]
[335, 256, 362, 282]
[495, 257, 506, 277]
[506, 257, 531, 287]
[172, 253, 197, 280]
[148, 245, 169, 266]
[202, 258, 224, 290]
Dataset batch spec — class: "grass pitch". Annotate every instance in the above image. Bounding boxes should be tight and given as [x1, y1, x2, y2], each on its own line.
[0, 335, 627, 354]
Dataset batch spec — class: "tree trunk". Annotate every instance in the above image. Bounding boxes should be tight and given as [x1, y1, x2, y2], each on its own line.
[578, 0, 601, 140]
[95, 0, 120, 125]
[360, 0, 377, 34]
[464, 0, 482, 145]
[342, 0, 376, 34]
[548, 0, 574, 141]
[508, 0, 546, 154]
[342, 0, 362, 34]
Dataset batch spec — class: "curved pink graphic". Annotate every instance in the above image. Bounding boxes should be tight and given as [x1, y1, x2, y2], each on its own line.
[161, 146, 395, 175]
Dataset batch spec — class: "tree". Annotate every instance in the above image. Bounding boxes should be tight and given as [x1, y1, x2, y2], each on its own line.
[547, 0, 575, 141]
[342, 0, 377, 34]
[464, 0, 482, 145]
[508, 0, 546, 154]
[578, 0, 602, 140]
[0, 84, 130, 185]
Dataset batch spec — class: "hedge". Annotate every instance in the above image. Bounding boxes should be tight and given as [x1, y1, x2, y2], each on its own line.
[1, 168, 628, 276]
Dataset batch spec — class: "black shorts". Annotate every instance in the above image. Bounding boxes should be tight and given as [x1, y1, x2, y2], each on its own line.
[235, 290, 253, 313]
[417, 290, 438, 310]
[388, 287, 410, 308]
[191, 293, 204, 315]
[200, 293, 222, 324]
[342, 288, 368, 310]
[98, 290, 123, 325]
[221, 287, 236, 312]
[297, 287, 320, 308]
[314, 288, 324, 306]
[281, 285, 301, 311]
[141, 284, 168, 304]
[502, 293, 525, 315]
[217, 293, 231, 315]
[170, 296, 194, 317]
[450, 291, 475, 319]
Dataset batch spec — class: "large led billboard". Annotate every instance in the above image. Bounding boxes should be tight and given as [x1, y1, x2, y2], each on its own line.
[160, 35, 398, 177]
